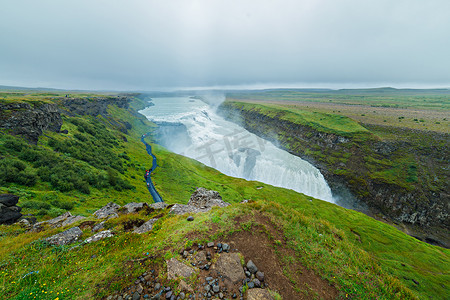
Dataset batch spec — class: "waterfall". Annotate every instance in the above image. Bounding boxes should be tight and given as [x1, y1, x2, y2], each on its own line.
[139, 97, 334, 203]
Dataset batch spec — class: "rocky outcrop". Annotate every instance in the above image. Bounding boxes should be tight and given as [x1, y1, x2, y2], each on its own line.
[134, 218, 159, 234]
[84, 230, 114, 244]
[94, 202, 121, 219]
[170, 188, 230, 216]
[33, 211, 85, 230]
[60, 96, 129, 117]
[46, 226, 83, 246]
[188, 187, 230, 209]
[0, 102, 62, 143]
[219, 102, 450, 247]
[0, 95, 131, 144]
[0, 194, 22, 224]
[122, 202, 149, 214]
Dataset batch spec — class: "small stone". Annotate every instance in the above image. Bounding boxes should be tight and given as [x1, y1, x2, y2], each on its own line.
[217, 243, 222, 248]
[246, 260, 258, 274]
[245, 271, 251, 277]
[206, 276, 213, 282]
[248, 282, 255, 289]
[179, 292, 185, 299]
[222, 243, 229, 251]
[213, 285, 220, 293]
[187, 216, 194, 221]
[204, 285, 211, 292]
[183, 251, 189, 258]
[232, 293, 237, 299]
[256, 271, 264, 282]
[137, 284, 144, 294]
[219, 292, 224, 299]
[151, 294, 160, 300]
[207, 242, 214, 247]
[133, 292, 140, 300]
[165, 291, 172, 299]
[155, 283, 161, 290]
[253, 278, 261, 287]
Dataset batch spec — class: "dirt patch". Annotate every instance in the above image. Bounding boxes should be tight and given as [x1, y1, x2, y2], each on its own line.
[223, 214, 339, 299]
[123, 219, 145, 231]
[102, 212, 338, 299]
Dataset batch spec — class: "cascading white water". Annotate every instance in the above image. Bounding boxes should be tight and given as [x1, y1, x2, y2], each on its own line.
[139, 96, 334, 203]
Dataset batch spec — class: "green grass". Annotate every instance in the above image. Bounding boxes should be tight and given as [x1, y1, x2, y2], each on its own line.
[226, 101, 369, 136]
[0, 92, 448, 299]
[227, 88, 450, 110]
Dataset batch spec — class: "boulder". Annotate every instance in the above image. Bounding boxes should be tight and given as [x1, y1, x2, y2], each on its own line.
[84, 230, 114, 244]
[246, 288, 273, 300]
[92, 221, 106, 232]
[0, 194, 22, 225]
[0, 194, 19, 206]
[122, 202, 149, 214]
[188, 187, 230, 209]
[134, 218, 159, 234]
[150, 202, 168, 210]
[212, 253, 245, 284]
[46, 226, 83, 246]
[33, 212, 85, 229]
[166, 258, 196, 280]
[61, 215, 86, 227]
[0, 205, 22, 225]
[169, 204, 203, 215]
[94, 202, 121, 219]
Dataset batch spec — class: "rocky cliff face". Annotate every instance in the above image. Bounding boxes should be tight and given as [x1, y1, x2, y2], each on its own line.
[0, 96, 132, 143]
[60, 96, 129, 116]
[0, 102, 62, 143]
[219, 103, 449, 247]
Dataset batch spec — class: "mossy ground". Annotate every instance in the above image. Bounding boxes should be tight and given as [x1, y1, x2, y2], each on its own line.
[0, 92, 448, 299]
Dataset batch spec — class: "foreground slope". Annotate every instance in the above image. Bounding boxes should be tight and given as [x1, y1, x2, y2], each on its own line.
[0, 92, 448, 299]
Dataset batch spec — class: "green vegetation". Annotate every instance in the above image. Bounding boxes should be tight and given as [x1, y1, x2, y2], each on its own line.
[0, 92, 448, 299]
[227, 88, 450, 133]
[227, 88, 450, 110]
[226, 100, 369, 136]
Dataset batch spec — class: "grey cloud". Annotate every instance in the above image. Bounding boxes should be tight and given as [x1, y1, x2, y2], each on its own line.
[0, 0, 449, 90]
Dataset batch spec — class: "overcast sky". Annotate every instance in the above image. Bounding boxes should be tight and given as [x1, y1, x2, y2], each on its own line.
[1, 0, 449, 90]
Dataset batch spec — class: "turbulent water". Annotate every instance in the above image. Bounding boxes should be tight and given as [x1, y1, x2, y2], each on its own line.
[139, 96, 334, 203]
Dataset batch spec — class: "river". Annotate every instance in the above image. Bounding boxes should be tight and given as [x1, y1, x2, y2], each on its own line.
[139, 96, 334, 203]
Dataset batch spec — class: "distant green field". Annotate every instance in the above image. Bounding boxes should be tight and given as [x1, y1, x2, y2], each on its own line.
[227, 88, 450, 110]
[227, 88, 450, 133]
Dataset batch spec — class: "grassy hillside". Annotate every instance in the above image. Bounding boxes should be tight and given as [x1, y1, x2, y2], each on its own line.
[0, 92, 448, 299]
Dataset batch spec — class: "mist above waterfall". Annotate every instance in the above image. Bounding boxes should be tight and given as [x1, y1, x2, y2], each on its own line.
[140, 96, 335, 203]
